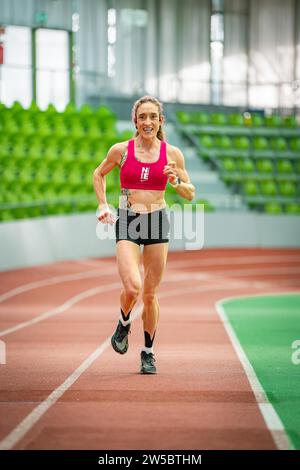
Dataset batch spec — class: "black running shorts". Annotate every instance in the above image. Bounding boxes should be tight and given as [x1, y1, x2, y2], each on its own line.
[115, 207, 170, 246]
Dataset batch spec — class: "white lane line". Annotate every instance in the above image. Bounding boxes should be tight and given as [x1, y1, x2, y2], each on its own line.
[1, 254, 300, 303]
[216, 296, 295, 451]
[0, 283, 121, 338]
[0, 268, 117, 303]
[0, 282, 298, 450]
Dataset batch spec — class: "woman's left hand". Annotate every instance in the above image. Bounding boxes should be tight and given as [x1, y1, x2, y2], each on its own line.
[163, 161, 178, 185]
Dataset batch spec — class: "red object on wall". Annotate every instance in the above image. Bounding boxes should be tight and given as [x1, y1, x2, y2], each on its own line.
[0, 44, 3, 65]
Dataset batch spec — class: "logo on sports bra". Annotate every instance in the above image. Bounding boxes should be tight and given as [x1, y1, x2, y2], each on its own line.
[140, 167, 150, 182]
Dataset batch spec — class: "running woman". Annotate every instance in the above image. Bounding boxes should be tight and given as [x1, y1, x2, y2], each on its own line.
[93, 96, 195, 374]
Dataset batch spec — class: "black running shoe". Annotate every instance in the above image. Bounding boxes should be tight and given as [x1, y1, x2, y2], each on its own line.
[111, 320, 131, 354]
[140, 351, 156, 374]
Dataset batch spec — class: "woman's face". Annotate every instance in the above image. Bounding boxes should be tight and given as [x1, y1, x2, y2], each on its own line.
[135, 102, 163, 140]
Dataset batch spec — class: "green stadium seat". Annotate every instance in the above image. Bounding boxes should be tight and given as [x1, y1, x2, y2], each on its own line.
[95, 106, 116, 131]
[196, 199, 215, 212]
[244, 180, 259, 196]
[215, 135, 232, 148]
[234, 136, 250, 149]
[19, 119, 35, 135]
[10, 102, 25, 124]
[257, 159, 273, 173]
[290, 138, 300, 152]
[222, 158, 236, 172]
[117, 130, 133, 143]
[27, 101, 40, 114]
[44, 143, 60, 161]
[176, 111, 190, 124]
[51, 167, 67, 185]
[193, 112, 210, 125]
[295, 161, 300, 174]
[34, 114, 52, 135]
[64, 102, 76, 117]
[0, 136, 11, 155]
[0, 209, 15, 222]
[34, 168, 51, 184]
[265, 114, 282, 127]
[27, 141, 44, 160]
[253, 136, 269, 150]
[68, 118, 85, 138]
[199, 135, 214, 148]
[2, 118, 19, 134]
[2, 169, 16, 185]
[18, 167, 33, 184]
[251, 114, 264, 127]
[278, 181, 297, 197]
[27, 206, 44, 218]
[11, 140, 28, 159]
[52, 116, 68, 137]
[85, 122, 102, 139]
[285, 202, 300, 214]
[265, 115, 282, 127]
[68, 170, 83, 185]
[277, 160, 293, 174]
[238, 158, 255, 173]
[261, 180, 277, 196]
[282, 116, 297, 128]
[229, 114, 244, 126]
[264, 202, 282, 214]
[43, 187, 58, 200]
[211, 113, 227, 126]
[80, 104, 93, 115]
[60, 145, 76, 162]
[11, 101, 24, 112]
[270, 137, 288, 151]
[44, 104, 58, 116]
[3, 189, 20, 203]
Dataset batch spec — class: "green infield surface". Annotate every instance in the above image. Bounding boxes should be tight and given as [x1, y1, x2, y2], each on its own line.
[219, 293, 300, 450]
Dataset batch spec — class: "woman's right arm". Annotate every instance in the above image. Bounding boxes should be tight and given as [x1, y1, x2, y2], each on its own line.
[93, 142, 125, 223]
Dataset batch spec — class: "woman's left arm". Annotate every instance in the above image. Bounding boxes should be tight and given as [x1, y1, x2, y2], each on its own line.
[163, 146, 196, 201]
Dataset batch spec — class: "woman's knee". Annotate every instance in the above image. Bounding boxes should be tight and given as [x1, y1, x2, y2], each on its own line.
[124, 279, 142, 300]
[142, 291, 157, 306]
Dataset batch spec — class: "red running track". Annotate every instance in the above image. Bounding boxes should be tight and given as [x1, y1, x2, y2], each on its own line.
[0, 248, 300, 450]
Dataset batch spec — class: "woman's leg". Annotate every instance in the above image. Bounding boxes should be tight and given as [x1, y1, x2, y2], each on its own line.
[142, 242, 169, 344]
[111, 240, 142, 355]
[116, 240, 142, 316]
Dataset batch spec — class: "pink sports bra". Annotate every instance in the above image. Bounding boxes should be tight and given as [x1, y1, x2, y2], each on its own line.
[120, 139, 168, 191]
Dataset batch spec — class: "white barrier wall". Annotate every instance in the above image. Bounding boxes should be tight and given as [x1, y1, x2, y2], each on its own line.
[0, 211, 300, 271]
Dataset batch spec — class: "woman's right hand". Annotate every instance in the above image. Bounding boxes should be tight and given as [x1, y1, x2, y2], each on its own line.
[97, 204, 117, 225]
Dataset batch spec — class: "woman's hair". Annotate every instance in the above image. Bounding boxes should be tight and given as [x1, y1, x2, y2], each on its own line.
[132, 95, 166, 141]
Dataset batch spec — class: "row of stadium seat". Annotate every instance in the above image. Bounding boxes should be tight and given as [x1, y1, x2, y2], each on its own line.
[243, 180, 298, 197]
[258, 202, 300, 214]
[177, 111, 298, 128]
[199, 135, 300, 151]
[219, 157, 300, 174]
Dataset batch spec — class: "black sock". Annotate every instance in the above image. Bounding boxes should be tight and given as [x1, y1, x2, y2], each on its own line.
[121, 308, 131, 322]
[144, 330, 156, 348]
